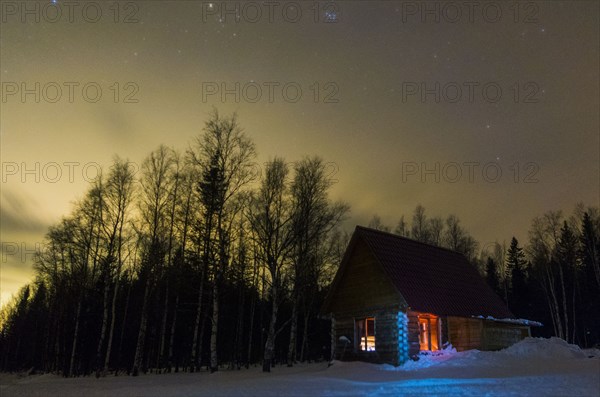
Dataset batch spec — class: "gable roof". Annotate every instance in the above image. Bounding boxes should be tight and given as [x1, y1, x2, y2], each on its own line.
[323, 226, 514, 319]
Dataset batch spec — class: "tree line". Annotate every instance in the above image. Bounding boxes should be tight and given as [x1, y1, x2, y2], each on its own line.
[1, 111, 598, 376]
[0, 111, 348, 375]
[369, 203, 600, 347]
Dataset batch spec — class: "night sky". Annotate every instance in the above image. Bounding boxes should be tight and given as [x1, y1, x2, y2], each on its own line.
[1, 1, 598, 305]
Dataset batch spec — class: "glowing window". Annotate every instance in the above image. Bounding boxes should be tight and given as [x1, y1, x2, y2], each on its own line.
[355, 317, 376, 351]
[418, 314, 440, 351]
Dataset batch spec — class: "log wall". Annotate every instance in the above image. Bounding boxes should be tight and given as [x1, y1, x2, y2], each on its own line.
[332, 308, 402, 365]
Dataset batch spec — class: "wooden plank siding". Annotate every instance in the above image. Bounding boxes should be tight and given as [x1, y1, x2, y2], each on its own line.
[447, 316, 484, 351]
[440, 316, 449, 346]
[328, 239, 406, 314]
[481, 321, 530, 351]
[447, 316, 530, 351]
[327, 239, 408, 365]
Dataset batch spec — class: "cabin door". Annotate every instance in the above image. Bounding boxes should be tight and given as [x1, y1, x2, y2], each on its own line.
[418, 314, 440, 351]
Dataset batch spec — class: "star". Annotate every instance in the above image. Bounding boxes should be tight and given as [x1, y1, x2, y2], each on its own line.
[325, 11, 338, 22]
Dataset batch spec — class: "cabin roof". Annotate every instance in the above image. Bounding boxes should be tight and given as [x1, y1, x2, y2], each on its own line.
[323, 226, 514, 319]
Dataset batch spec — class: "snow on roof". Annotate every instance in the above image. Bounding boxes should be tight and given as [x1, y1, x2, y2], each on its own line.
[472, 315, 543, 327]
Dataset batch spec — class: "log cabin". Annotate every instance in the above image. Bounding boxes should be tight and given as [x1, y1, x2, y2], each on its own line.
[321, 226, 533, 366]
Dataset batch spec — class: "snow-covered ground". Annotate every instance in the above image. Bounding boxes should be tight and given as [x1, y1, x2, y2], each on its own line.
[2, 338, 598, 397]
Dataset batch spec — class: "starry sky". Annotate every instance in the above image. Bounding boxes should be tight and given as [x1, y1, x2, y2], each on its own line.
[1, 1, 598, 306]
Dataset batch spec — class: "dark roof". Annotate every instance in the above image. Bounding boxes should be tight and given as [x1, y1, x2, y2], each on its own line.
[326, 226, 514, 319]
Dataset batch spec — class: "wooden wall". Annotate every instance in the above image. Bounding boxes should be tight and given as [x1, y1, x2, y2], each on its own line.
[328, 238, 408, 365]
[328, 239, 405, 314]
[326, 237, 530, 364]
[447, 316, 530, 351]
[447, 316, 484, 351]
[332, 308, 402, 365]
[407, 311, 421, 358]
[481, 321, 530, 350]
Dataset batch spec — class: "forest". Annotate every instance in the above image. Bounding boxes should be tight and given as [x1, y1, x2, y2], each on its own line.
[1, 111, 599, 377]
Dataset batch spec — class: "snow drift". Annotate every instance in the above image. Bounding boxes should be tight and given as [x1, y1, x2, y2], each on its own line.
[2, 337, 598, 397]
[500, 336, 587, 359]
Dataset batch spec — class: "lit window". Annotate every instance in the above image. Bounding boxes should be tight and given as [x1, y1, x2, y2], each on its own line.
[418, 314, 440, 351]
[355, 317, 376, 351]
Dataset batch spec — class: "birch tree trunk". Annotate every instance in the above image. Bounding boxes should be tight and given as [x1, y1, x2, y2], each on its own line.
[190, 262, 206, 372]
[95, 270, 111, 378]
[156, 282, 169, 372]
[68, 300, 82, 377]
[116, 270, 132, 375]
[300, 309, 310, 362]
[210, 279, 219, 372]
[234, 278, 245, 369]
[286, 295, 298, 366]
[263, 284, 278, 373]
[104, 216, 128, 375]
[132, 277, 151, 376]
[167, 293, 179, 372]
[246, 290, 256, 368]
[103, 274, 120, 374]
[558, 264, 569, 341]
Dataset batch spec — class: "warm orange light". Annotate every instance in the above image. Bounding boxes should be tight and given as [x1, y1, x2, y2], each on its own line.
[418, 314, 440, 351]
[356, 317, 376, 351]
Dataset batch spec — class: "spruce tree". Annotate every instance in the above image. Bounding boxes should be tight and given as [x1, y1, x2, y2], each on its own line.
[506, 237, 528, 317]
[579, 212, 600, 346]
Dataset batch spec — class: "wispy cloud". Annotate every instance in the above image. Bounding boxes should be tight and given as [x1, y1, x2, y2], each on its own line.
[1, 189, 51, 235]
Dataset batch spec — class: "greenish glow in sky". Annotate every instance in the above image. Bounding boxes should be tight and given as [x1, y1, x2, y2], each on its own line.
[1, 1, 598, 306]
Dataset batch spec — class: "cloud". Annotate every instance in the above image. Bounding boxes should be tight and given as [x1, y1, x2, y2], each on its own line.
[0, 189, 50, 235]
[94, 105, 138, 144]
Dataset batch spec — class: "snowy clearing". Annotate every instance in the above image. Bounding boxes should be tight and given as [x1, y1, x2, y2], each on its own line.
[2, 338, 598, 397]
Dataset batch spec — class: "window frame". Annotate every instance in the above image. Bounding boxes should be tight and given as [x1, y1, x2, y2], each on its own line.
[417, 313, 441, 351]
[354, 316, 376, 352]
